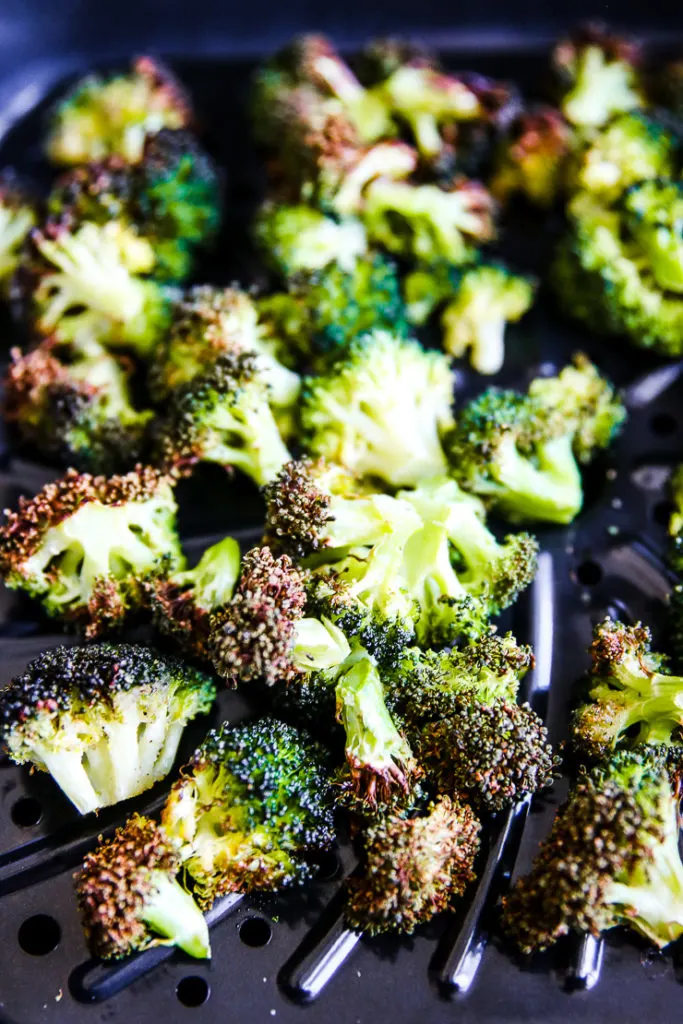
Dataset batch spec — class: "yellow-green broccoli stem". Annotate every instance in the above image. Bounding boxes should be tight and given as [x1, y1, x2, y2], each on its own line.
[291, 616, 352, 673]
[491, 433, 583, 525]
[330, 141, 417, 217]
[142, 871, 211, 959]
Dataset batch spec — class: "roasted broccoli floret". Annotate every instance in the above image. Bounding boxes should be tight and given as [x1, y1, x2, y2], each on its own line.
[362, 177, 496, 265]
[153, 349, 291, 486]
[447, 354, 625, 524]
[300, 330, 454, 488]
[0, 644, 215, 814]
[404, 262, 535, 374]
[503, 749, 683, 951]
[4, 341, 152, 473]
[161, 717, 335, 907]
[0, 172, 36, 283]
[345, 795, 480, 934]
[571, 618, 683, 760]
[621, 179, 683, 293]
[150, 536, 241, 661]
[254, 201, 368, 277]
[148, 286, 299, 413]
[0, 465, 183, 636]
[490, 108, 571, 208]
[552, 24, 645, 129]
[567, 112, 678, 204]
[77, 814, 210, 959]
[47, 57, 192, 165]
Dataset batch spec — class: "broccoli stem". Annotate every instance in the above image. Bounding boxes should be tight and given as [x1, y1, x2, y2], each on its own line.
[201, 404, 291, 486]
[33, 746, 101, 815]
[442, 306, 506, 375]
[292, 616, 351, 672]
[102, 714, 147, 803]
[143, 871, 211, 959]
[494, 434, 583, 524]
[153, 721, 189, 780]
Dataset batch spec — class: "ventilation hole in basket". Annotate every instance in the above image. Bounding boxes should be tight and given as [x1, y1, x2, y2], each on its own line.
[653, 500, 674, 526]
[239, 917, 272, 947]
[313, 851, 341, 881]
[575, 560, 602, 586]
[649, 413, 678, 436]
[11, 796, 43, 827]
[176, 976, 210, 1007]
[18, 915, 61, 955]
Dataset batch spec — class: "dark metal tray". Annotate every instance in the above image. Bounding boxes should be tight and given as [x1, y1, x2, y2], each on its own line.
[0, 48, 682, 1024]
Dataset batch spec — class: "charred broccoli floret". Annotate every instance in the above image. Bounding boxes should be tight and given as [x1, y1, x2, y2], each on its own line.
[490, 108, 571, 208]
[150, 536, 241, 661]
[47, 57, 192, 165]
[0, 465, 183, 636]
[503, 749, 683, 951]
[76, 814, 210, 959]
[153, 349, 291, 486]
[4, 341, 152, 473]
[345, 795, 481, 934]
[161, 717, 335, 907]
[0, 172, 36, 283]
[552, 24, 645, 129]
[447, 354, 625, 524]
[0, 644, 215, 814]
[300, 330, 454, 488]
[404, 262, 535, 374]
[254, 201, 369, 277]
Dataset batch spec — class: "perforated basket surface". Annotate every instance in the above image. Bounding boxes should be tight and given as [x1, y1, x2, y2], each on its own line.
[0, 48, 682, 1024]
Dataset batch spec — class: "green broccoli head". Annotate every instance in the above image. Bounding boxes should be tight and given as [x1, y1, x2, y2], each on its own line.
[0, 465, 183, 636]
[0, 172, 37, 283]
[161, 716, 335, 907]
[76, 814, 210, 959]
[345, 795, 481, 934]
[490, 108, 571, 208]
[503, 749, 683, 951]
[152, 349, 291, 486]
[0, 643, 215, 814]
[4, 341, 152, 473]
[150, 535, 241, 661]
[300, 331, 454, 488]
[552, 24, 645, 129]
[47, 57, 193, 165]
[254, 200, 369, 277]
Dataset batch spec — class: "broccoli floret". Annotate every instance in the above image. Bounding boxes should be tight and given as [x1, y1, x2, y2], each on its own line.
[571, 618, 683, 760]
[447, 355, 625, 524]
[503, 749, 683, 951]
[670, 465, 683, 576]
[356, 38, 436, 85]
[150, 536, 241, 661]
[300, 331, 454, 488]
[552, 24, 645, 129]
[149, 286, 300, 413]
[345, 795, 480, 934]
[490, 108, 571, 208]
[25, 218, 173, 355]
[254, 201, 368, 277]
[153, 349, 291, 486]
[77, 814, 210, 959]
[405, 262, 535, 374]
[0, 465, 183, 636]
[620, 179, 683, 294]
[0, 172, 36, 283]
[362, 177, 496, 265]
[568, 112, 677, 204]
[47, 57, 192, 165]
[4, 341, 152, 473]
[0, 644, 215, 814]
[161, 717, 335, 907]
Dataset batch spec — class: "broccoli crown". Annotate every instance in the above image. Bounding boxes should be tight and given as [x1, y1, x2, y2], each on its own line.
[300, 330, 454, 488]
[620, 178, 683, 294]
[502, 749, 683, 951]
[153, 349, 291, 486]
[151, 535, 241, 661]
[419, 695, 557, 813]
[490, 107, 571, 208]
[4, 342, 152, 474]
[47, 57, 193, 166]
[0, 465, 183, 636]
[0, 643, 215, 814]
[571, 618, 683, 760]
[254, 200, 368, 277]
[209, 545, 307, 686]
[161, 716, 335, 907]
[552, 23, 644, 128]
[356, 37, 436, 86]
[345, 795, 481, 934]
[569, 112, 677, 203]
[0, 171, 37, 281]
[362, 177, 497, 266]
[76, 813, 210, 960]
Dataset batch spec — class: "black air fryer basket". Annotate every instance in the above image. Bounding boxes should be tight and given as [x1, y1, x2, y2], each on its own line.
[0, 4, 683, 1021]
